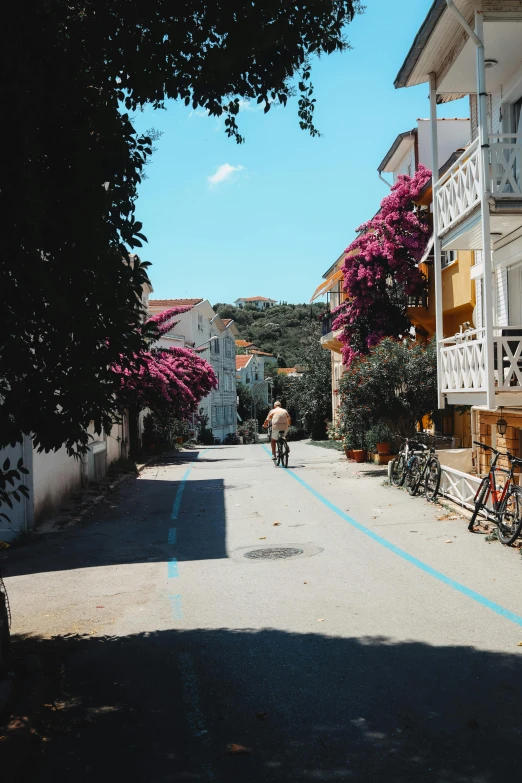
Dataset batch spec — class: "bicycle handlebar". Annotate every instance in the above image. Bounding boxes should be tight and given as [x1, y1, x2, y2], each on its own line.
[473, 440, 499, 454]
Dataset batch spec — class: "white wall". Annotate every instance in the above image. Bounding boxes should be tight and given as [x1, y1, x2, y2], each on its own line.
[32, 445, 83, 521]
[417, 119, 471, 170]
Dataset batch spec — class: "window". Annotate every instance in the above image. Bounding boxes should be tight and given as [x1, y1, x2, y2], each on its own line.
[214, 407, 223, 425]
[198, 314, 204, 333]
[211, 337, 220, 354]
[442, 250, 457, 268]
[215, 372, 219, 389]
[225, 339, 231, 357]
[255, 372, 259, 381]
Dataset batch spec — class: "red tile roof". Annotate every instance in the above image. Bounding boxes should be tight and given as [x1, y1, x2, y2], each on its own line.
[221, 318, 233, 326]
[277, 367, 297, 375]
[149, 298, 203, 308]
[238, 296, 277, 302]
[250, 350, 274, 357]
[235, 339, 255, 348]
[236, 355, 253, 370]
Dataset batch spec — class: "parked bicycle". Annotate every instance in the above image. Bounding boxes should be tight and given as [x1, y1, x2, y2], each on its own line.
[391, 435, 442, 501]
[390, 437, 421, 488]
[468, 440, 522, 544]
[275, 429, 289, 468]
[0, 572, 11, 679]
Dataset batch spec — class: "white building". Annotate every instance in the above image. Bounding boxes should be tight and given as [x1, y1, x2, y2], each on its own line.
[396, 0, 522, 415]
[148, 298, 239, 442]
[234, 296, 277, 310]
[235, 350, 276, 405]
[378, 118, 471, 184]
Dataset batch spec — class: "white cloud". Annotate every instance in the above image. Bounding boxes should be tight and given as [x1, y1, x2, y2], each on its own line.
[207, 163, 244, 187]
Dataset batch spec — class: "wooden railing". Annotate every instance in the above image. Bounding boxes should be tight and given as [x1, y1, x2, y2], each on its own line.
[439, 326, 522, 394]
[490, 135, 522, 197]
[435, 138, 481, 234]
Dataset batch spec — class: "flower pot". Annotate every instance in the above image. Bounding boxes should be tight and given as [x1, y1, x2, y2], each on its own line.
[343, 447, 354, 460]
[176, 436, 183, 444]
[376, 442, 390, 455]
[353, 449, 367, 463]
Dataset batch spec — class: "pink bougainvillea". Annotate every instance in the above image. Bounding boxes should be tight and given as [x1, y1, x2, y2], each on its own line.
[115, 307, 217, 417]
[333, 165, 431, 366]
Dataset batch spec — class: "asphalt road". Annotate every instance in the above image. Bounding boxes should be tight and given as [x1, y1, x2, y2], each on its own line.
[3, 442, 522, 781]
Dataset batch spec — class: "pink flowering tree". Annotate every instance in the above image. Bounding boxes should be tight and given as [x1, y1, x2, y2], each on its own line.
[115, 306, 217, 421]
[333, 165, 432, 366]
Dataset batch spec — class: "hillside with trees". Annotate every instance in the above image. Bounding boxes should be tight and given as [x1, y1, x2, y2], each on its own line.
[213, 302, 326, 367]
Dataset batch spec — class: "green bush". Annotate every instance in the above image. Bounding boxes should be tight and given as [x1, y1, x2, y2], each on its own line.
[286, 425, 306, 441]
[365, 422, 394, 452]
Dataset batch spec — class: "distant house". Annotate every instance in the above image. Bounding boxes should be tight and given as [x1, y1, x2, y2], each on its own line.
[234, 296, 277, 311]
[236, 351, 275, 405]
[277, 366, 307, 378]
[148, 298, 239, 443]
[235, 339, 259, 351]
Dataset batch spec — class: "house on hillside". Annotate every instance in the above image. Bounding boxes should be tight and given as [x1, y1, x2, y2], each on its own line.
[149, 298, 239, 443]
[396, 0, 522, 477]
[236, 350, 275, 405]
[234, 296, 277, 310]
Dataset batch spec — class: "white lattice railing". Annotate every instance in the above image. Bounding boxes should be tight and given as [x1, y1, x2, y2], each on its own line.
[440, 328, 487, 393]
[490, 135, 522, 197]
[435, 138, 481, 234]
[439, 326, 522, 394]
[438, 465, 494, 517]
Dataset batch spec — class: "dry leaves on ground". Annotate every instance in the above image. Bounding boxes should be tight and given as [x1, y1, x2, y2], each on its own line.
[273, 522, 281, 526]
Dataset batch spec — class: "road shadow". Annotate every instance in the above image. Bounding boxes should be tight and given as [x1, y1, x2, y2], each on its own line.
[3, 628, 522, 782]
[2, 476, 227, 577]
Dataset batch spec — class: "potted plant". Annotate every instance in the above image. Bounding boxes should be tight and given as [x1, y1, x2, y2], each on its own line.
[350, 431, 367, 463]
[365, 422, 394, 456]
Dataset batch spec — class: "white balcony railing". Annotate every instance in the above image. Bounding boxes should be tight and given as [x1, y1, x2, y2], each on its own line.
[440, 326, 522, 394]
[490, 135, 522, 197]
[436, 138, 481, 234]
[435, 136, 522, 235]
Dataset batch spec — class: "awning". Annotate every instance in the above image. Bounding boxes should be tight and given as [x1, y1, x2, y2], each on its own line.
[310, 269, 344, 303]
[418, 234, 434, 266]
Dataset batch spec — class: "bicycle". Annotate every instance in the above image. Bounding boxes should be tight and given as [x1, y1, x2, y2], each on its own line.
[404, 442, 429, 496]
[0, 572, 11, 678]
[275, 429, 289, 468]
[390, 437, 422, 487]
[468, 440, 522, 544]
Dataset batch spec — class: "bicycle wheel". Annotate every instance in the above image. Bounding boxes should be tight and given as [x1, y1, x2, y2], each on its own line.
[468, 477, 489, 531]
[0, 588, 10, 678]
[424, 456, 441, 502]
[497, 485, 522, 545]
[405, 456, 422, 496]
[282, 443, 289, 468]
[390, 454, 406, 487]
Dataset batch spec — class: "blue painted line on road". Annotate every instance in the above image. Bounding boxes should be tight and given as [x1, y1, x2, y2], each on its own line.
[168, 594, 183, 619]
[168, 527, 177, 545]
[171, 469, 191, 520]
[262, 445, 522, 629]
[167, 558, 179, 578]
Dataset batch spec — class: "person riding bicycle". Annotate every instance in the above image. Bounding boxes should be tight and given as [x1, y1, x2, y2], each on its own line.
[263, 401, 291, 461]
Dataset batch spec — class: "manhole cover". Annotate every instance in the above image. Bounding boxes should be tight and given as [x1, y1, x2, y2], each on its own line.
[244, 547, 304, 560]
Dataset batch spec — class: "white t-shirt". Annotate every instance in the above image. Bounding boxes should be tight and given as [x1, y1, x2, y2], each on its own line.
[269, 408, 290, 434]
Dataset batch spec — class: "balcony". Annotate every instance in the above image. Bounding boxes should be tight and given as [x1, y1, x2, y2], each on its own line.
[435, 136, 522, 246]
[320, 312, 342, 352]
[439, 326, 522, 406]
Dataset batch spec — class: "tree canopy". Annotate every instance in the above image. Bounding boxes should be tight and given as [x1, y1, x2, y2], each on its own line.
[338, 338, 438, 444]
[2, 1, 362, 454]
[214, 302, 326, 367]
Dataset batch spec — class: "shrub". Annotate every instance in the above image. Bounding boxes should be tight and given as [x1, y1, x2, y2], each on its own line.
[286, 426, 306, 441]
[365, 422, 394, 453]
[224, 433, 241, 445]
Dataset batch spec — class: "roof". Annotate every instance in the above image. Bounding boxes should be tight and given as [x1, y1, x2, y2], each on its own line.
[394, 0, 447, 90]
[236, 355, 253, 370]
[277, 367, 297, 375]
[250, 350, 275, 357]
[149, 298, 203, 308]
[221, 318, 232, 326]
[236, 296, 277, 302]
[235, 339, 255, 348]
[378, 129, 416, 174]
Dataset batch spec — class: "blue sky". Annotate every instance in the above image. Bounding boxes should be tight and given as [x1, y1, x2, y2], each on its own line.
[132, 0, 467, 306]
